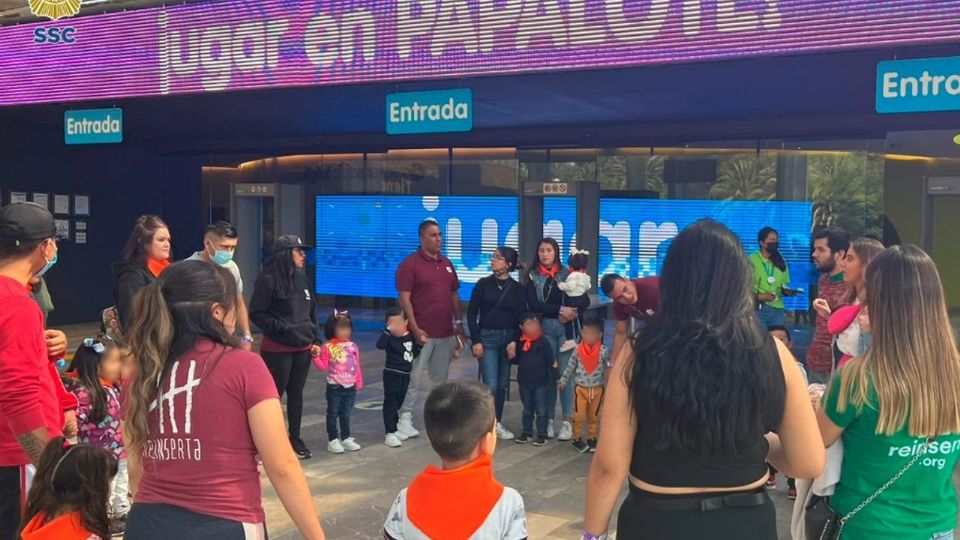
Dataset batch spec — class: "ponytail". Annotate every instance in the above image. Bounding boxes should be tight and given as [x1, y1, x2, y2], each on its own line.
[124, 281, 175, 449]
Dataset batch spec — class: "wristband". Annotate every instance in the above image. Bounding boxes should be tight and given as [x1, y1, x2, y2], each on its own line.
[240, 335, 254, 345]
[582, 531, 607, 540]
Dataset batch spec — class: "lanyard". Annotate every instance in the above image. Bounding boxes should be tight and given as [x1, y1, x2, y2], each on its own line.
[760, 257, 778, 285]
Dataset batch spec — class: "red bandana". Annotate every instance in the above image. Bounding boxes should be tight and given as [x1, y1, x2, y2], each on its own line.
[146, 257, 171, 278]
[538, 263, 560, 279]
[407, 454, 504, 540]
[577, 341, 601, 374]
[520, 332, 542, 352]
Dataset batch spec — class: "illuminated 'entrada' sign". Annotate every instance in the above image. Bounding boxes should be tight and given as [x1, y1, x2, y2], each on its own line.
[2, 1, 960, 106]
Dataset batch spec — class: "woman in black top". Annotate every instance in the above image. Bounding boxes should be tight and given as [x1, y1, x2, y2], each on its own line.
[112, 215, 172, 329]
[583, 220, 824, 540]
[249, 235, 322, 460]
[468, 246, 526, 440]
[523, 237, 589, 442]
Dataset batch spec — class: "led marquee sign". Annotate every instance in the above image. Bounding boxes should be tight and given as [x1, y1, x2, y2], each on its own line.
[2, 0, 960, 107]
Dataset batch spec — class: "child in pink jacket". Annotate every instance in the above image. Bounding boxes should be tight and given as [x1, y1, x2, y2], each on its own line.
[314, 310, 364, 454]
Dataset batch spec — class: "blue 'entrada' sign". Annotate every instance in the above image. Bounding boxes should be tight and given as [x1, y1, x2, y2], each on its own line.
[877, 56, 960, 114]
[64, 108, 123, 144]
[386, 89, 472, 135]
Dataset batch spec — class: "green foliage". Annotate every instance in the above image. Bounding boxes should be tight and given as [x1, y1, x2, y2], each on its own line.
[808, 152, 884, 238]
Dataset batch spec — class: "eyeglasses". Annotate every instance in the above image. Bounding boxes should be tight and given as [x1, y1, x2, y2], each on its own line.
[491, 254, 506, 262]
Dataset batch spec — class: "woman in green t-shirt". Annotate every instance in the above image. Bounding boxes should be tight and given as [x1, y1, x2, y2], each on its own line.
[749, 227, 796, 328]
[817, 245, 960, 540]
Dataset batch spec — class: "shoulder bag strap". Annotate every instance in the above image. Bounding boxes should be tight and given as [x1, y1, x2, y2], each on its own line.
[840, 437, 935, 527]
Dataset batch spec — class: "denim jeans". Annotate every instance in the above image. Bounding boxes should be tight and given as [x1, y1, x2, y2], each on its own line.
[326, 384, 356, 441]
[756, 304, 786, 329]
[542, 318, 574, 419]
[519, 384, 549, 437]
[932, 531, 954, 540]
[479, 328, 514, 421]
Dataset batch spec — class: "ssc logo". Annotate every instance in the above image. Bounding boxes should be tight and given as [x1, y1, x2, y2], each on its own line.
[29, 0, 82, 20]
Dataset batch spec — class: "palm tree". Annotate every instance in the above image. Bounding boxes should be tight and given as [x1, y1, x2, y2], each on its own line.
[709, 154, 777, 200]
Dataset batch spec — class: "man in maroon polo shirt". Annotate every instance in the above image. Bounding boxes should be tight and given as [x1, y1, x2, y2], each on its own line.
[394, 220, 464, 438]
[600, 274, 660, 361]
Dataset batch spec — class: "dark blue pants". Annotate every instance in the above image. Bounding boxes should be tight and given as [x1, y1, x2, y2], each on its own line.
[519, 384, 549, 438]
[326, 384, 356, 441]
[479, 328, 514, 421]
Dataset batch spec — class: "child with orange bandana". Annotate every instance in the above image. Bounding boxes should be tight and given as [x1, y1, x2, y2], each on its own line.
[383, 381, 527, 540]
[558, 318, 609, 454]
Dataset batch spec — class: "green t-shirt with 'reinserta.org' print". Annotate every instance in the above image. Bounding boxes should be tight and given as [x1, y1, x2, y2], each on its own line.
[823, 374, 960, 540]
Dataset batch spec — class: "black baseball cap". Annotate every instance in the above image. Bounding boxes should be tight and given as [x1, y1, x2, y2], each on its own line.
[273, 234, 312, 253]
[0, 202, 56, 245]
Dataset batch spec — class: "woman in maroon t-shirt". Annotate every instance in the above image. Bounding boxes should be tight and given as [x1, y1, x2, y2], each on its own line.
[121, 260, 325, 540]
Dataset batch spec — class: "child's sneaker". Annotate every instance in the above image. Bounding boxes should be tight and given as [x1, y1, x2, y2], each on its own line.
[533, 437, 547, 447]
[515, 433, 531, 444]
[572, 438, 589, 453]
[342, 437, 362, 452]
[385, 433, 403, 448]
[327, 439, 345, 454]
[560, 339, 577, 352]
[547, 419, 555, 439]
[587, 438, 598, 453]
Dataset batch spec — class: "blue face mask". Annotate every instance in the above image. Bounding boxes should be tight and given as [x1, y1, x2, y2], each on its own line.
[212, 250, 233, 266]
[36, 252, 57, 278]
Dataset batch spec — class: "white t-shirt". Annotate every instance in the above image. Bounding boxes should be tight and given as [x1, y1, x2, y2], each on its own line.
[187, 252, 243, 294]
[383, 486, 527, 540]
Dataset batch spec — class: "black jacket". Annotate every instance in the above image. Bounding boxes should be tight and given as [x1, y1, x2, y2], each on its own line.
[112, 261, 154, 328]
[510, 336, 558, 387]
[249, 271, 321, 347]
[467, 275, 526, 345]
[377, 331, 422, 374]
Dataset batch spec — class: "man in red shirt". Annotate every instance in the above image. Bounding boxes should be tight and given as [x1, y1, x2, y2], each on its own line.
[395, 220, 464, 439]
[600, 274, 660, 361]
[808, 227, 851, 384]
[0, 202, 77, 540]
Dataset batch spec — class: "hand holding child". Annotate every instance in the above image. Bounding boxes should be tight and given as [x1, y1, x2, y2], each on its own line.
[472, 343, 483, 359]
[310, 344, 322, 357]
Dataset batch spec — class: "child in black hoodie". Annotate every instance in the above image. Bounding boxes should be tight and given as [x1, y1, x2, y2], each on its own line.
[378, 307, 422, 448]
[507, 311, 558, 446]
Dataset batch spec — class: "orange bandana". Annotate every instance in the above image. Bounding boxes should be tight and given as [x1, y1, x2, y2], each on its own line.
[520, 332, 542, 352]
[538, 263, 560, 279]
[20, 512, 94, 540]
[407, 454, 504, 540]
[578, 341, 601, 374]
[146, 257, 171, 278]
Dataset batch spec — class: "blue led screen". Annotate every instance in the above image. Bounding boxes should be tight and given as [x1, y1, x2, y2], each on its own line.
[315, 196, 813, 310]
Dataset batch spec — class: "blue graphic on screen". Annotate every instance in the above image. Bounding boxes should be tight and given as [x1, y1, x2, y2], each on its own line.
[315, 196, 813, 309]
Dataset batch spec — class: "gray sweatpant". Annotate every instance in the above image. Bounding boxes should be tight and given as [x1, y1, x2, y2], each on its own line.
[401, 335, 456, 415]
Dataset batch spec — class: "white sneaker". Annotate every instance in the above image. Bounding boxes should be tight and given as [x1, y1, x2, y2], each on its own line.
[398, 412, 420, 438]
[341, 437, 362, 452]
[385, 433, 403, 448]
[558, 420, 573, 441]
[560, 339, 577, 352]
[395, 430, 410, 441]
[327, 439, 344, 454]
[496, 423, 515, 440]
[547, 419, 556, 439]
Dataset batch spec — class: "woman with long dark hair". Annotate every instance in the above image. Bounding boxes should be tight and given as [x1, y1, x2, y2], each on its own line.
[523, 237, 589, 441]
[468, 246, 527, 440]
[112, 215, 172, 330]
[584, 219, 824, 539]
[749, 226, 795, 328]
[249, 235, 322, 460]
[122, 260, 324, 539]
[817, 246, 960, 540]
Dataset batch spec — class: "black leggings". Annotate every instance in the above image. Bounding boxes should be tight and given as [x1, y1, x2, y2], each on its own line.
[616, 486, 777, 540]
[261, 349, 312, 439]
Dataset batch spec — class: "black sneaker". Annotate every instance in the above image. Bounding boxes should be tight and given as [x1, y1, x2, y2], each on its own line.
[515, 433, 531, 444]
[109, 517, 126, 537]
[291, 437, 312, 459]
[572, 438, 589, 453]
[533, 437, 547, 447]
[587, 438, 598, 453]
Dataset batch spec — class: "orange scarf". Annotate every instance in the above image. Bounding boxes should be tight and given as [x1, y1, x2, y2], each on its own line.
[520, 332, 542, 352]
[20, 512, 94, 540]
[146, 257, 171, 278]
[578, 341, 601, 374]
[407, 453, 504, 540]
[538, 263, 560, 279]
